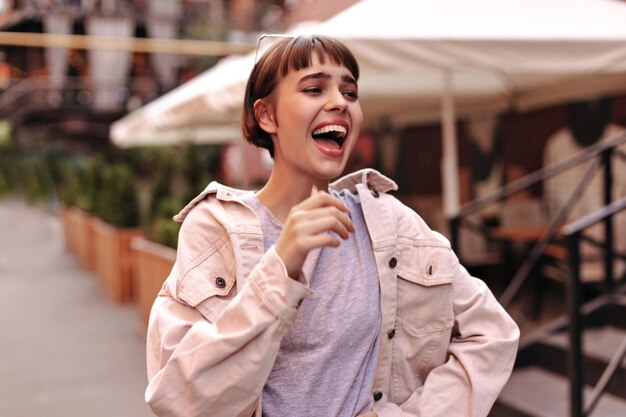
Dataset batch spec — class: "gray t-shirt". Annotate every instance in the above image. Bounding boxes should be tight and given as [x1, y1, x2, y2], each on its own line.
[242, 189, 381, 417]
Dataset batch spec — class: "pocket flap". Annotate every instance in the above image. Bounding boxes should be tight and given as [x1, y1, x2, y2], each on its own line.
[396, 241, 455, 286]
[177, 263, 235, 307]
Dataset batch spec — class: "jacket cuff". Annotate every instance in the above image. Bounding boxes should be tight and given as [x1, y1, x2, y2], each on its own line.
[249, 246, 313, 322]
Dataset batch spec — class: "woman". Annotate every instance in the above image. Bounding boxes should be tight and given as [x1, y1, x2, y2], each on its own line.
[145, 35, 519, 417]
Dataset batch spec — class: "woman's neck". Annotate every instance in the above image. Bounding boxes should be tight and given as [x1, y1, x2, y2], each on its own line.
[256, 166, 329, 223]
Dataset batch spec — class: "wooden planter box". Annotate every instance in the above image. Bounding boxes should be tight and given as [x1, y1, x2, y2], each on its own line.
[92, 219, 144, 303]
[64, 208, 97, 271]
[131, 237, 176, 333]
[59, 207, 74, 252]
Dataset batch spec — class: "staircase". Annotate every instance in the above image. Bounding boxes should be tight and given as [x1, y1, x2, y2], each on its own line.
[446, 132, 626, 417]
[490, 294, 626, 417]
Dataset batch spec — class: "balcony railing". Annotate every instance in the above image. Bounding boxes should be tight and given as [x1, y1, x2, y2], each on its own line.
[450, 131, 626, 417]
[0, 75, 159, 117]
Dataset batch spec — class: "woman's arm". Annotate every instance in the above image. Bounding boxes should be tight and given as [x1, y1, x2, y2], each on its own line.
[146, 246, 311, 417]
[374, 263, 520, 417]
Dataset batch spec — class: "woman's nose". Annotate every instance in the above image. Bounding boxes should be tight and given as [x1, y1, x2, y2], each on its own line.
[324, 89, 348, 112]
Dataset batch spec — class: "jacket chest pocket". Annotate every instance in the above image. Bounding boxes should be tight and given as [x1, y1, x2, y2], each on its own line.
[178, 244, 237, 323]
[390, 243, 455, 402]
[395, 242, 455, 331]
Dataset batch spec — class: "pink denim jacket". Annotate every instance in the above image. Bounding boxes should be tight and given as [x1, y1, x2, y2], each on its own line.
[145, 169, 520, 417]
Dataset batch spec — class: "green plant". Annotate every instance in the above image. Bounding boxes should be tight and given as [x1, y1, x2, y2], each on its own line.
[141, 144, 220, 248]
[149, 157, 176, 224]
[52, 155, 106, 212]
[19, 155, 55, 204]
[58, 162, 80, 207]
[96, 163, 140, 228]
[149, 196, 183, 249]
[0, 166, 9, 197]
[182, 144, 208, 203]
[0, 154, 15, 197]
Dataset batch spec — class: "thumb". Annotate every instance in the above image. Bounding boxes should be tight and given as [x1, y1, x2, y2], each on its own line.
[311, 185, 318, 196]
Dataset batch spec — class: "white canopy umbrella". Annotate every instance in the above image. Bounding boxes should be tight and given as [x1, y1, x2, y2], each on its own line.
[318, 0, 626, 122]
[110, 53, 251, 146]
[317, 0, 626, 214]
[111, 0, 626, 215]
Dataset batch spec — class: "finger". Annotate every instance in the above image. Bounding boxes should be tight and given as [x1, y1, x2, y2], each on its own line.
[298, 215, 352, 240]
[298, 233, 341, 251]
[297, 190, 349, 213]
[293, 206, 354, 234]
[316, 206, 354, 233]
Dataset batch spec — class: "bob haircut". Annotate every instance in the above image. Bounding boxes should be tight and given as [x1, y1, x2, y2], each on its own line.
[242, 35, 360, 157]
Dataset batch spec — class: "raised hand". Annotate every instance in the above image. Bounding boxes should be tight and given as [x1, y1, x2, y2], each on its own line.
[275, 186, 355, 279]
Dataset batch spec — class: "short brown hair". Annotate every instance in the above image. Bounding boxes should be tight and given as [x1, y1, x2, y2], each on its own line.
[242, 35, 360, 157]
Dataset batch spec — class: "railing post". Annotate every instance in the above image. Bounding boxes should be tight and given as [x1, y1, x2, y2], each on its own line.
[602, 149, 614, 293]
[568, 232, 584, 417]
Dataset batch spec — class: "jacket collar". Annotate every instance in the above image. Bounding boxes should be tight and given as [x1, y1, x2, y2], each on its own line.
[173, 169, 397, 222]
[330, 169, 398, 194]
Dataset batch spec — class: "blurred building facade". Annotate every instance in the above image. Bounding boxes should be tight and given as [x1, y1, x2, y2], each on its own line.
[0, 0, 356, 150]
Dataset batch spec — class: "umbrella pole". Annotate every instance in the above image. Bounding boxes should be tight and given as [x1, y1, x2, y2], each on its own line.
[441, 70, 460, 218]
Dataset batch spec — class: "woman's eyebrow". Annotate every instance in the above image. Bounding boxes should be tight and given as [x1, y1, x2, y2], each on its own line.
[342, 74, 357, 86]
[297, 72, 357, 86]
[298, 72, 330, 83]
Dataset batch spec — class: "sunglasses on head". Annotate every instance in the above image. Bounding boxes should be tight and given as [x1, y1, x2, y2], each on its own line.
[253, 33, 297, 65]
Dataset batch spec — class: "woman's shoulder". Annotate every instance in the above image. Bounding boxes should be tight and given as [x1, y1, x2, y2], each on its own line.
[386, 195, 451, 244]
[174, 181, 250, 223]
[175, 182, 259, 252]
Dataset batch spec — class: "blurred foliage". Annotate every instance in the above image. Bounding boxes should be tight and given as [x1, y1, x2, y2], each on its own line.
[2, 141, 220, 248]
[148, 150, 177, 223]
[95, 163, 141, 228]
[0, 151, 17, 197]
[143, 144, 219, 249]
[58, 155, 103, 213]
[0, 120, 11, 146]
[150, 196, 183, 249]
[182, 143, 210, 203]
[20, 155, 56, 203]
[0, 147, 59, 203]
[118, 146, 178, 180]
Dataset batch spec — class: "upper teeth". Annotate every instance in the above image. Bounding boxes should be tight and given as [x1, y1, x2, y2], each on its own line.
[312, 125, 347, 137]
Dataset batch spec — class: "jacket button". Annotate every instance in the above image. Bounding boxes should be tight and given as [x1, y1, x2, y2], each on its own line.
[215, 277, 226, 288]
[371, 188, 380, 198]
[427, 265, 433, 276]
[373, 391, 383, 401]
[387, 329, 395, 339]
[389, 257, 397, 268]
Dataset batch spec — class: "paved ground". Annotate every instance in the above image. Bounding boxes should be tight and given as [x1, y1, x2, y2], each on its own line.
[0, 199, 154, 417]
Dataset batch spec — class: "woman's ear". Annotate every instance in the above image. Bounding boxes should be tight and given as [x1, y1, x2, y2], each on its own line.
[254, 99, 277, 134]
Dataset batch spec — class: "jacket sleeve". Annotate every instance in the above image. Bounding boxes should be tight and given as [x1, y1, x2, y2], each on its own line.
[145, 246, 312, 417]
[375, 263, 520, 417]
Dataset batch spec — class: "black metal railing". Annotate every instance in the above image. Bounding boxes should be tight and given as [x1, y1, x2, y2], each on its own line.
[450, 131, 626, 417]
[565, 197, 626, 417]
[0, 76, 159, 117]
[450, 131, 626, 308]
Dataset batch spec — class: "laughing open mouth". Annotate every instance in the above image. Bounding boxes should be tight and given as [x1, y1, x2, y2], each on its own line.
[311, 124, 347, 150]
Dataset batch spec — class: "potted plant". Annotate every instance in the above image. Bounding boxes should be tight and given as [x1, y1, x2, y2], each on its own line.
[133, 185, 181, 332]
[59, 157, 103, 271]
[91, 163, 143, 303]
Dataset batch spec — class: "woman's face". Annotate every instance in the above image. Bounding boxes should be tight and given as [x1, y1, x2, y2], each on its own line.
[259, 53, 363, 181]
